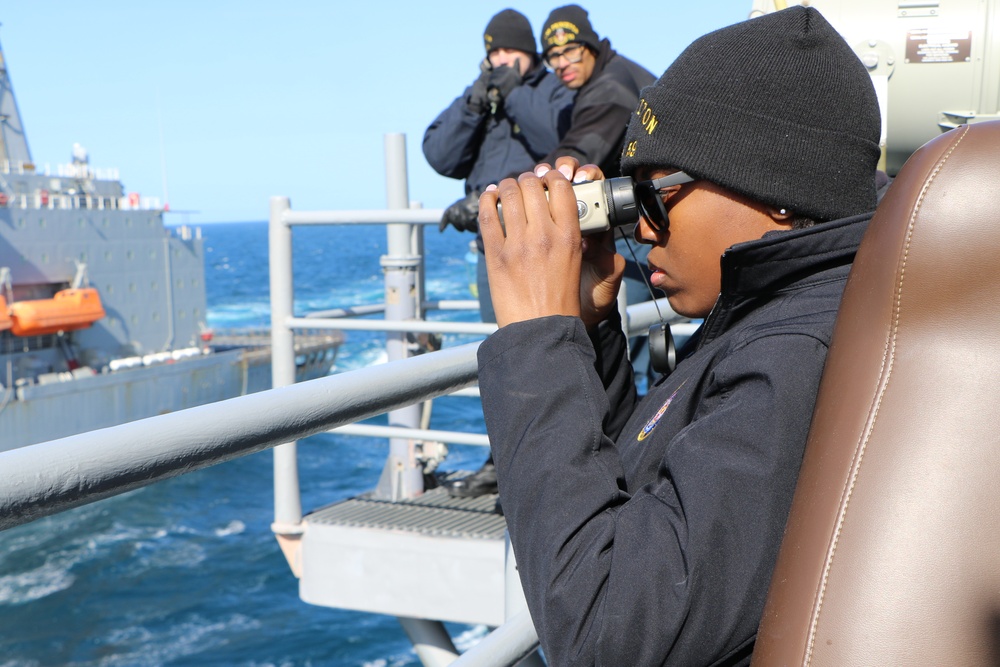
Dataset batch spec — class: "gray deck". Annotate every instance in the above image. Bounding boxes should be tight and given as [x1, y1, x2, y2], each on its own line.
[299, 476, 509, 627]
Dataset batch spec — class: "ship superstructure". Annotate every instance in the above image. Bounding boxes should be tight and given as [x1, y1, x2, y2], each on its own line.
[0, 37, 340, 450]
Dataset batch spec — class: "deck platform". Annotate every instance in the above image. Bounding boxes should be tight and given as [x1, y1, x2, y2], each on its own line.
[299, 475, 508, 626]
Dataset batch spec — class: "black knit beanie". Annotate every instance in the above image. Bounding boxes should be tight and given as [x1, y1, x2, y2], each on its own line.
[484, 9, 536, 55]
[620, 6, 881, 221]
[540, 5, 601, 54]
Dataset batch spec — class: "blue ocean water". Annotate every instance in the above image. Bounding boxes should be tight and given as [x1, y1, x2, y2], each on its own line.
[0, 221, 492, 666]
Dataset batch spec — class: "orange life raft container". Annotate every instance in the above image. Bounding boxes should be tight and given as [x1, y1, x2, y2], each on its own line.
[0, 295, 11, 331]
[9, 288, 106, 336]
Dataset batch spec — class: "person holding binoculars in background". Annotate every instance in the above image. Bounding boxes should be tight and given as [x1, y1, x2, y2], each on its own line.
[476, 6, 883, 665]
[423, 8, 574, 326]
[537, 4, 661, 392]
[424, 8, 574, 502]
[427, 5, 658, 501]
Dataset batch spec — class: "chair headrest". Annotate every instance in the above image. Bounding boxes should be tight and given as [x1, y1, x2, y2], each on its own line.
[754, 120, 1000, 666]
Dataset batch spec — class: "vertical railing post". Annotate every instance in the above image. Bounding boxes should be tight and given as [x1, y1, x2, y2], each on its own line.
[411, 202, 427, 319]
[376, 134, 457, 667]
[398, 617, 459, 667]
[374, 133, 425, 501]
[269, 195, 304, 576]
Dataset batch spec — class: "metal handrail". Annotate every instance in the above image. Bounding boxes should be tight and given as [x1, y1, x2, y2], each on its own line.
[331, 423, 490, 447]
[0, 342, 480, 531]
[286, 301, 695, 339]
[451, 611, 540, 667]
[288, 315, 497, 335]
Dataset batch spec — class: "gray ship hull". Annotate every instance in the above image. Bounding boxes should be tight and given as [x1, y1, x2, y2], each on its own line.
[0, 37, 341, 452]
[0, 333, 341, 452]
[2, 349, 254, 449]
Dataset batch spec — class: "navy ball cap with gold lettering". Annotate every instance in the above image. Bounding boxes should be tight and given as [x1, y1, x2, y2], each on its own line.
[484, 9, 537, 56]
[620, 6, 881, 221]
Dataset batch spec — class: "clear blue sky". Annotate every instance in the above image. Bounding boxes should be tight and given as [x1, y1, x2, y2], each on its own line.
[2, 1, 755, 223]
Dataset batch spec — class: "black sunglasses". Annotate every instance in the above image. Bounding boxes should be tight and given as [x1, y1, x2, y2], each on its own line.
[634, 171, 695, 233]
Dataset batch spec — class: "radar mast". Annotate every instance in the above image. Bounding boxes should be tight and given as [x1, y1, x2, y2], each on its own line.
[0, 34, 33, 166]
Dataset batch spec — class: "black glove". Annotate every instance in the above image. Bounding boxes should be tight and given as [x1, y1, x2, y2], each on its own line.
[466, 61, 491, 115]
[487, 64, 522, 103]
[439, 192, 480, 233]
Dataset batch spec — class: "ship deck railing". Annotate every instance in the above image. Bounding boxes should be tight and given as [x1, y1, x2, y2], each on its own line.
[0, 133, 693, 667]
[0, 192, 162, 210]
[1, 157, 120, 182]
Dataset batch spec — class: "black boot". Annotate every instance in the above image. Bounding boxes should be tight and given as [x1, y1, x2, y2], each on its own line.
[443, 457, 497, 498]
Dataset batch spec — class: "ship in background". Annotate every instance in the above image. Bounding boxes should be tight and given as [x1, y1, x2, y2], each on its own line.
[0, 1, 999, 664]
[0, 38, 342, 451]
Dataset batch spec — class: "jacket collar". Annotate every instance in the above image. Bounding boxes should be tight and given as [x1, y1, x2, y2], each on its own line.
[524, 58, 549, 85]
[585, 39, 615, 86]
[697, 212, 873, 346]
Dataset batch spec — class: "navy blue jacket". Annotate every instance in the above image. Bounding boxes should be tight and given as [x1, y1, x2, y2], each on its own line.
[543, 39, 655, 177]
[423, 61, 574, 194]
[477, 213, 872, 666]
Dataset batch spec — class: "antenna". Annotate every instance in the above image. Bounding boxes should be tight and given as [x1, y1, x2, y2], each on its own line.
[0, 31, 34, 166]
[156, 87, 170, 210]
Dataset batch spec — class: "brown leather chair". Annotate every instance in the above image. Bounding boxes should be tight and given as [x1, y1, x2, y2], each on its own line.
[753, 120, 1000, 666]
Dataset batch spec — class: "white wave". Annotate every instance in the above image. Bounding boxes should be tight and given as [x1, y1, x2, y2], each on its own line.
[97, 614, 261, 666]
[361, 655, 413, 667]
[333, 344, 388, 372]
[207, 302, 272, 326]
[132, 539, 206, 568]
[0, 559, 75, 605]
[0, 501, 129, 565]
[214, 520, 246, 537]
[0, 512, 177, 605]
[169, 523, 201, 536]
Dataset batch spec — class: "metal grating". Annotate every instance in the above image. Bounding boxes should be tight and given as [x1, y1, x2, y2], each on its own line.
[306, 472, 506, 540]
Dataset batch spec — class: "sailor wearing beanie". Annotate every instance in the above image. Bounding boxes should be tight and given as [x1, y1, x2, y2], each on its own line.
[537, 4, 661, 387]
[541, 4, 602, 55]
[424, 8, 574, 323]
[476, 6, 882, 665]
[537, 4, 655, 176]
[483, 8, 537, 54]
[619, 3, 881, 222]
[425, 8, 575, 500]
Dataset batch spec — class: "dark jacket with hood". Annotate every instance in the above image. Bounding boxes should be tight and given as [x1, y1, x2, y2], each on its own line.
[543, 39, 655, 177]
[423, 60, 574, 195]
[476, 212, 872, 666]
